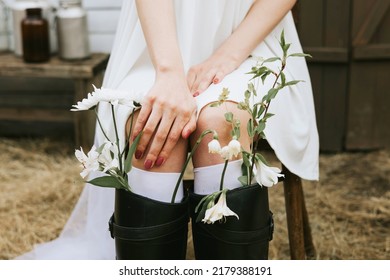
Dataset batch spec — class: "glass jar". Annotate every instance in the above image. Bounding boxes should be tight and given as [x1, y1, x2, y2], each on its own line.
[56, 0, 90, 60]
[11, 0, 54, 56]
[21, 7, 50, 62]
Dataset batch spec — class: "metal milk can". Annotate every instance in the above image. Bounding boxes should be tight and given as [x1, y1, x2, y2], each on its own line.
[56, 0, 90, 60]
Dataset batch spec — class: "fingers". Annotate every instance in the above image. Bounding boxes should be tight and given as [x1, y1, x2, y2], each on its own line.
[191, 68, 226, 97]
[133, 101, 197, 170]
[142, 110, 175, 169]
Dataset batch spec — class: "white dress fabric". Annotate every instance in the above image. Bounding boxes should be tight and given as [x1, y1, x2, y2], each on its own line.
[17, 0, 319, 259]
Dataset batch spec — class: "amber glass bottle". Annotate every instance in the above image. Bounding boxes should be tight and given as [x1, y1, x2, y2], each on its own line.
[21, 8, 50, 63]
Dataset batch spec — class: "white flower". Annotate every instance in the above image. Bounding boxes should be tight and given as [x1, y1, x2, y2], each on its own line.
[75, 146, 100, 178]
[254, 161, 284, 187]
[98, 141, 119, 173]
[219, 145, 232, 160]
[228, 139, 241, 157]
[202, 191, 239, 224]
[208, 139, 221, 154]
[71, 92, 99, 111]
[219, 140, 241, 161]
[71, 85, 143, 111]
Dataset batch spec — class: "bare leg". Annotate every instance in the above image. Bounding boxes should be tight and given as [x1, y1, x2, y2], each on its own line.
[191, 101, 251, 168]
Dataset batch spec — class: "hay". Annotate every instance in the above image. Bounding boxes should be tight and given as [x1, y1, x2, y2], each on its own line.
[0, 137, 389, 260]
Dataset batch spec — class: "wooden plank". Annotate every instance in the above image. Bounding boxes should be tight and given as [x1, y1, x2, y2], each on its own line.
[373, 63, 390, 148]
[304, 47, 349, 62]
[320, 65, 348, 151]
[353, 0, 390, 45]
[325, 0, 351, 48]
[0, 121, 74, 139]
[0, 52, 109, 79]
[297, 0, 324, 47]
[0, 76, 73, 91]
[308, 64, 348, 152]
[354, 44, 390, 60]
[347, 62, 390, 149]
[0, 108, 73, 122]
[0, 92, 73, 109]
[347, 62, 377, 149]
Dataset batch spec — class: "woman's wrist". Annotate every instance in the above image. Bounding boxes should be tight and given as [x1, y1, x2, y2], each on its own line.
[155, 62, 186, 80]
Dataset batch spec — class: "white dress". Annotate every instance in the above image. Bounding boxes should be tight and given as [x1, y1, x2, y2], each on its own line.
[17, 0, 319, 259]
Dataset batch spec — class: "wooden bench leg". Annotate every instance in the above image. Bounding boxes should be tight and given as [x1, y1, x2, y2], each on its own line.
[282, 164, 316, 259]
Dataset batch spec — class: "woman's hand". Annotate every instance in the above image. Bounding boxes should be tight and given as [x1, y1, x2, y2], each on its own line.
[188, 0, 297, 96]
[132, 70, 197, 169]
[187, 52, 239, 97]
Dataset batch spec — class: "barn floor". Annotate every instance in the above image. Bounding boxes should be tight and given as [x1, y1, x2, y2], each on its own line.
[0, 137, 389, 260]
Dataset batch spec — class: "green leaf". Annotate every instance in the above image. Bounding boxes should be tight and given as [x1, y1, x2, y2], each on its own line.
[238, 175, 248, 186]
[288, 53, 312, 58]
[280, 72, 286, 87]
[264, 113, 275, 120]
[283, 43, 291, 57]
[87, 176, 124, 189]
[224, 112, 233, 123]
[263, 57, 281, 63]
[124, 132, 142, 173]
[261, 71, 272, 84]
[280, 29, 286, 48]
[255, 152, 269, 165]
[268, 88, 279, 99]
[257, 105, 265, 119]
[255, 121, 266, 134]
[248, 82, 255, 93]
[247, 119, 254, 138]
[242, 152, 251, 168]
[285, 80, 303, 86]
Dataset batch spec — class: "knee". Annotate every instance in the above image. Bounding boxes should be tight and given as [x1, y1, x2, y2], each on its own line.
[196, 102, 251, 146]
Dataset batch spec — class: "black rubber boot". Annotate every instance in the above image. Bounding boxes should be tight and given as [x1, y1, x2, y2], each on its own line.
[109, 189, 189, 260]
[189, 184, 273, 260]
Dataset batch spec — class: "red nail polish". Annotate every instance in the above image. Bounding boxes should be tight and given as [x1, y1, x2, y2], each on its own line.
[135, 150, 143, 159]
[144, 159, 153, 169]
[155, 157, 165, 167]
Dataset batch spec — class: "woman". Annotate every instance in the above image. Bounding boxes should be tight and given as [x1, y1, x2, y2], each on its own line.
[19, 0, 318, 260]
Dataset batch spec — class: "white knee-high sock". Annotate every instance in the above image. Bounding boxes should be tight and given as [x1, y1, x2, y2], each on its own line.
[127, 167, 184, 203]
[193, 159, 243, 195]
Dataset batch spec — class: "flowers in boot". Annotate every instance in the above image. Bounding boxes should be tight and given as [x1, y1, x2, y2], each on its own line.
[75, 146, 100, 178]
[254, 161, 284, 187]
[197, 190, 238, 224]
[72, 87, 143, 191]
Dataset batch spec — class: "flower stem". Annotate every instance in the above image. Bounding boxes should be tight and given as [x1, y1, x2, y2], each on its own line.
[219, 160, 229, 191]
[111, 104, 123, 173]
[121, 108, 136, 160]
[94, 108, 110, 142]
[171, 129, 214, 203]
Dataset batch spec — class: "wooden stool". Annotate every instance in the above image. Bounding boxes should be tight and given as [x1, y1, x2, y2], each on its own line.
[184, 163, 316, 260]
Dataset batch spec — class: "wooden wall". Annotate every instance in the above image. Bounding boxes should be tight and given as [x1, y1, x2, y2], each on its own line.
[295, 0, 390, 151]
